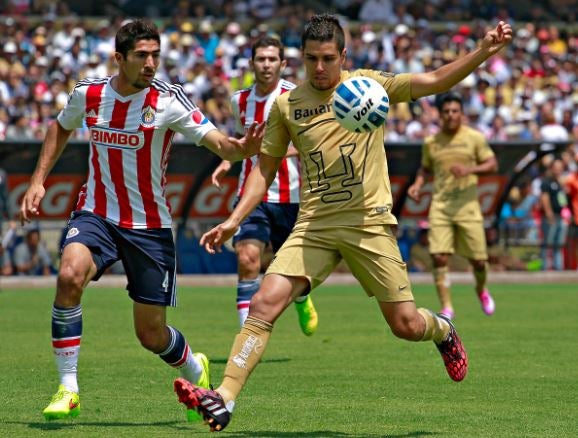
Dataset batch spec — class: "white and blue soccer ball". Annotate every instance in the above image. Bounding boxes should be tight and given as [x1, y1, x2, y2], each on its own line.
[332, 76, 390, 133]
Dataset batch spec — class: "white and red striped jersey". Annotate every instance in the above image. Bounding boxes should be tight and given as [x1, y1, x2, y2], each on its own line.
[231, 79, 300, 204]
[58, 76, 216, 229]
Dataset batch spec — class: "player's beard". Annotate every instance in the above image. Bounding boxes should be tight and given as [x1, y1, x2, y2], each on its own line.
[132, 77, 151, 89]
[133, 71, 155, 89]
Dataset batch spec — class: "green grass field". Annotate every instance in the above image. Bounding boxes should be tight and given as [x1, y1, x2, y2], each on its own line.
[1, 283, 576, 437]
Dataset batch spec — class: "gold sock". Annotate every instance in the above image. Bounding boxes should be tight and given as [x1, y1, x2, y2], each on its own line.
[417, 308, 450, 343]
[217, 316, 273, 406]
[433, 266, 452, 309]
[473, 263, 488, 294]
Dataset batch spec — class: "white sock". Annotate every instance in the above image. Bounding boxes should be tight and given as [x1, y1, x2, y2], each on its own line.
[238, 305, 250, 326]
[178, 349, 203, 384]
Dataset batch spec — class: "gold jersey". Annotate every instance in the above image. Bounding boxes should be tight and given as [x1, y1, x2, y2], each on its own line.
[261, 69, 412, 229]
[422, 125, 495, 221]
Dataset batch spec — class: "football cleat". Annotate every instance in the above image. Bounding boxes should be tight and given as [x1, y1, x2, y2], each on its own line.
[294, 295, 318, 336]
[175, 378, 231, 432]
[42, 385, 80, 420]
[478, 288, 495, 315]
[435, 313, 468, 382]
[187, 352, 211, 422]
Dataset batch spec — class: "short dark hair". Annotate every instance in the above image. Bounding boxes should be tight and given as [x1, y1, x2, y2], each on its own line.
[251, 36, 284, 61]
[301, 13, 345, 53]
[436, 92, 463, 111]
[115, 19, 160, 57]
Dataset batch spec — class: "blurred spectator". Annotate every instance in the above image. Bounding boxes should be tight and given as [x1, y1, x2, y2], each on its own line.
[358, 0, 394, 24]
[5, 113, 34, 139]
[0, 167, 10, 227]
[249, 0, 277, 21]
[0, 5, 575, 151]
[539, 158, 570, 270]
[565, 150, 578, 269]
[539, 107, 570, 146]
[486, 226, 528, 271]
[0, 220, 17, 276]
[13, 227, 53, 276]
[196, 20, 220, 65]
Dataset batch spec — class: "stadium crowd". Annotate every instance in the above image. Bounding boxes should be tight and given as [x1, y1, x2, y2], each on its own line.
[0, 0, 577, 273]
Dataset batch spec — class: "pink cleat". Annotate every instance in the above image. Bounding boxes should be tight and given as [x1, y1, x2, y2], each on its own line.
[478, 289, 495, 315]
[440, 307, 455, 320]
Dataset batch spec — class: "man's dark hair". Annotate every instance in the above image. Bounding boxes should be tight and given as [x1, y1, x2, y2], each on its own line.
[436, 92, 463, 111]
[251, 36, 284, 61]
[301, 13, 345, 53]
[115, 19, 160, 57]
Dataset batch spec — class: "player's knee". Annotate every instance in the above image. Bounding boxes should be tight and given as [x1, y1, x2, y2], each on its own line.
[432, 254, 448, 267]
[248, 291, 282, 323]
[135, 327, 165, 353]
[57, 263, 87, 294]
[237, 252, 261, 276]
[471, 260, 486, 271]
[389, 314, 422, 341]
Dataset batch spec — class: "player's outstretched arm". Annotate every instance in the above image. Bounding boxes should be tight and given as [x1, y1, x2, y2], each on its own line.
[201, 153, 282, 254]
[410, 21, 512, 99]
[201, 122, 265, 162]
[20, 121, 73, 224]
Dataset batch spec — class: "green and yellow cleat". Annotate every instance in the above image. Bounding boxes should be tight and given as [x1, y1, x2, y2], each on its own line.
[187, 352, 210, 422]
[295, 295, 318, 336]
[43, 385, 80, 421]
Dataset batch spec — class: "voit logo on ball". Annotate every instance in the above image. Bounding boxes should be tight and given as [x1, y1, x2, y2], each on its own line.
[333, 76, 390, 133]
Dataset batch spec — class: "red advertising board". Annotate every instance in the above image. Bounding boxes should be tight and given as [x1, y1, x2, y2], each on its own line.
[0, 141, 553, 222]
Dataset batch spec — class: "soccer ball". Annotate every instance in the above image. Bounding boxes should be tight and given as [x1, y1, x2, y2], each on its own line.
[333, 76, 390, 133]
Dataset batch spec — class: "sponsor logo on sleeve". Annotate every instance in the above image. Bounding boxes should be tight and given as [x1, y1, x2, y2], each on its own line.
[191, 109, 209, 125]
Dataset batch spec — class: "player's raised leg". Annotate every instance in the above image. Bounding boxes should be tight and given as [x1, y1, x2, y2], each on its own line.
[380, 301, 468, 382]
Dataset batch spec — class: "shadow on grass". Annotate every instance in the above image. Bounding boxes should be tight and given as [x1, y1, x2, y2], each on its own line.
[15, 421, 438, 437]
[210, 357, 291, 365]
[12, 420, 181, 431]
[222, 431, 438, 438]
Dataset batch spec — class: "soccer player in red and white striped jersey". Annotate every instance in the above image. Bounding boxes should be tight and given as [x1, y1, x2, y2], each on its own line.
[211, 37, 318, 334]
[18, 19, 263, 421]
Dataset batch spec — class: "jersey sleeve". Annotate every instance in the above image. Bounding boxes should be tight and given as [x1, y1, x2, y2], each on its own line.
[260, 97, 291, 158]
[165, 85, 217, 144]
[356, 69, 412, 105]
[57, 85, 87, 130]
[475, 131, 495, 163]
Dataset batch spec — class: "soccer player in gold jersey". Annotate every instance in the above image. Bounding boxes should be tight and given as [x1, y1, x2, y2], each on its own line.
[174, 14, 512, 431]
[408, 93, 498, 319]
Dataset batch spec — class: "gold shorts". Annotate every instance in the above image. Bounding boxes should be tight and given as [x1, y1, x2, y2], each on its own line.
[265, 224, 414, 302]
[428, 219, 488, 260]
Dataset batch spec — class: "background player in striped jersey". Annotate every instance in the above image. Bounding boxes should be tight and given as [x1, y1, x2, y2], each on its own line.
[211, 37, 318, 335]
[175, 14, 512, 431]
[408, 92, 497, 319]
[18, 19, 263, 421]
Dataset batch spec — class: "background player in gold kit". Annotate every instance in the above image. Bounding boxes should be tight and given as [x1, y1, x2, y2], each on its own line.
[174, 14, 512, 432]
[408, 93, 498, 319]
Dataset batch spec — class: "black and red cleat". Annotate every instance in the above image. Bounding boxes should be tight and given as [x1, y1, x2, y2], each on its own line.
[174, 378, 231, 432]
[435, 313, 468, 382]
